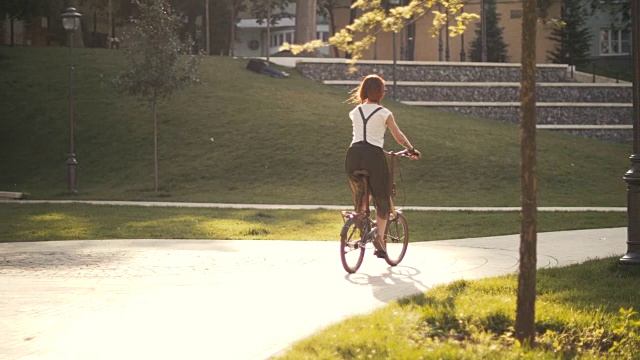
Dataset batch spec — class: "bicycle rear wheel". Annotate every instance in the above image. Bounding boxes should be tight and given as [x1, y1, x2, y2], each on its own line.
[340, 217, 366, 273]
[384, 213, 409, 266]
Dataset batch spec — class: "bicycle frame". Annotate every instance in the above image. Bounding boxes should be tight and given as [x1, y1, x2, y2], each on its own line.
[339, 149, 412, 273]
[341, 149, 408, 231]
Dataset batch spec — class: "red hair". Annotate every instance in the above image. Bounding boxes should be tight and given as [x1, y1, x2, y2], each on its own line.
[348, 74, 386, 104]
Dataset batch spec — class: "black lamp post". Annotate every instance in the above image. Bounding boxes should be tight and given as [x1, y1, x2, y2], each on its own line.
[621, 0, 640, 265]
[460, 6, 466, 61]
[61, 7, 82, 194]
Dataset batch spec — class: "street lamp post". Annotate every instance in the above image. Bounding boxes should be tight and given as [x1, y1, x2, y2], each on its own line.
[622, 0, 640, 265]
[61, 7, 82, 194]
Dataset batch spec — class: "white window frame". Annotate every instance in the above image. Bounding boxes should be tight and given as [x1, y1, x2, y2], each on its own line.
[316, 31, 329, 42]
[600, 28, 631, 56]
[270, 30, 295, 48]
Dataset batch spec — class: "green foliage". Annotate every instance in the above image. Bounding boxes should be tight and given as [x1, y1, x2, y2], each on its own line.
[286, 0, 479, 64]
[547, 0, 593, 66]
[249, 0, 293, 25]
[588, 0, 631, 23]
[469, 0, 508, 62]
[116, 0, 201, 103]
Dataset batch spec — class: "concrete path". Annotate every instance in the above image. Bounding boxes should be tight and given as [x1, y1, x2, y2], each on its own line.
[0, 227, 628, 360]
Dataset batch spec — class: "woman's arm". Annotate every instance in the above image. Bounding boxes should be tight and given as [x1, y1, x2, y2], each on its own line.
[387, 113, 414, 152]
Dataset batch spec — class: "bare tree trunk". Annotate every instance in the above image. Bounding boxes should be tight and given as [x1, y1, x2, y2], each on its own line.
[515, 0, 538, 346]
[152, 96, 159, 192]
[328, 8, 339, 56]
[346, 0, 357, 58]
[229, 7, 235, 56]
[295, 0, 316, 46]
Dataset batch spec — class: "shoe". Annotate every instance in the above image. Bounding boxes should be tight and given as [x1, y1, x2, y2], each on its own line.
[372, 235, 386, 257]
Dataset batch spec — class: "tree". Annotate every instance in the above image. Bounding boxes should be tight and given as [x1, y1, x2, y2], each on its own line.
[469, 0, 508, 62]
[516, 0, 538, 346]
[547, 0, 592, 66]
[295, 0, 317, 47]
[286, 0, 479, 64]
[317, 0, 341, 56]
[0, 0, 65, 46]
[588, 0, 631, 23]
[221, 0, 247, 56]
[116, 0, 202, 192]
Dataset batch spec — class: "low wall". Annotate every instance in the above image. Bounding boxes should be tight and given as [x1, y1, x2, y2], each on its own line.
[296, 60, 633, 143]
[296, 59, 571, 83]
[330, 82, 633, 103]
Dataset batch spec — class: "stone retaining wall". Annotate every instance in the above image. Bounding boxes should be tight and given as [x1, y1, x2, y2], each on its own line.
[297, 60, 570, 83]
[296, 60, 633, 143]
[332, 84, 633, 103]
[427, 105, 633, 142]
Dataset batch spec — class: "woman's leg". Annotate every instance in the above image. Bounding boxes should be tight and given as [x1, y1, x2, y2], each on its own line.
[375, 213, 387, 252]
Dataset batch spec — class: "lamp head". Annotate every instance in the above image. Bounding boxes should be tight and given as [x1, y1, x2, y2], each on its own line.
[61, 7, 82, 32]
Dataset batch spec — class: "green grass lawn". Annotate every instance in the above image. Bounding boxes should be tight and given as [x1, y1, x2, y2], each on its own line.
[274, 257, 640, 359]
[0, 46, 631, 207]
[0, 203, 626, 242]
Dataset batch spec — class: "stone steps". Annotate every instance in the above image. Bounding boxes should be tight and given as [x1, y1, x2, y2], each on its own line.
[296, 59, 633, 142]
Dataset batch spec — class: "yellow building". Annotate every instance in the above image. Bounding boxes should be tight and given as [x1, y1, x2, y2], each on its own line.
[329, 0, 562, 64]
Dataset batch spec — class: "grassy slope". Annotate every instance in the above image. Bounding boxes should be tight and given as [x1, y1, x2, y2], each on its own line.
[0, 47, 631, 206]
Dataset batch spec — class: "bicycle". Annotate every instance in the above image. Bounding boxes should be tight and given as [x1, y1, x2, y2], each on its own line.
[339, 149, 412, 274]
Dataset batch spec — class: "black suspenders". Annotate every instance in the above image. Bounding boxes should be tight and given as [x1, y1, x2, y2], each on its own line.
[357, 106, 383, 144]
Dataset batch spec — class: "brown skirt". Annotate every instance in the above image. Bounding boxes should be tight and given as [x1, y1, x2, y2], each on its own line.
[344, 142, 390, 215]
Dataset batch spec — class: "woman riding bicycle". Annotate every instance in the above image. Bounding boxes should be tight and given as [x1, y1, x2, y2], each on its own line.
[345, 74, 421, 258]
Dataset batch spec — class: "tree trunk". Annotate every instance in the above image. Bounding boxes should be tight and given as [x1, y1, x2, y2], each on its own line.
[229, 7, 235, 56]
[515, 0, 538, 346]
[152, 96, 159, 192]
[295, 0, 316, 46]
[346, 0, 357, 58]
[327, 6, 339, 57]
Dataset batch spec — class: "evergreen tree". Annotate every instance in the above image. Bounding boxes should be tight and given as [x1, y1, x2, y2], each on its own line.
[547, 0, 592, 66]
[469, 0, 508, 62]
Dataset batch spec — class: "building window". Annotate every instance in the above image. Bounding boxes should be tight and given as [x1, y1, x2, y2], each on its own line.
[600, 28, 631, 55]
[41, 16, 48, 28]
[316, 31, 329, 42]
[270, 31, 294, 48]
[510, 10, 523, 19]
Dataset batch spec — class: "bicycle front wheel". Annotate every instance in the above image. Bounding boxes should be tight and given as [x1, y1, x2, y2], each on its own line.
[340, 217, 366, 273]
[384, 213, 409, 266]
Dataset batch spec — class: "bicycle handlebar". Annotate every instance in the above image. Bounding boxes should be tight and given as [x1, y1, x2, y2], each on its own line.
[385, 149, 416, 157]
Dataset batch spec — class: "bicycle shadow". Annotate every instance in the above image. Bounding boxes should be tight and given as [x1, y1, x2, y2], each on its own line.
[344, 266, 431, 304]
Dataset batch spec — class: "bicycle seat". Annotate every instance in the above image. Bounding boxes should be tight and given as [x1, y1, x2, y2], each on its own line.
[352, 169, 370, 177]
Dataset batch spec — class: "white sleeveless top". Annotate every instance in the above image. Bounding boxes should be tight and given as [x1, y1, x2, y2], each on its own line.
[349, 104, 391, 148]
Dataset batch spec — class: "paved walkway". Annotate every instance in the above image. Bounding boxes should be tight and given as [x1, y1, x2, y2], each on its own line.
[0, 227, 628, 359]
